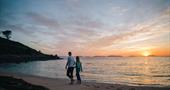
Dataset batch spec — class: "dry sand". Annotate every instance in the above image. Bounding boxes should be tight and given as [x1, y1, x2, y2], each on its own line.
[0, 72, 169, 90]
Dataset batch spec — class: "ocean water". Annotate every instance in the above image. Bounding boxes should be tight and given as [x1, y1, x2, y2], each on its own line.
[0, 57, 170, 87]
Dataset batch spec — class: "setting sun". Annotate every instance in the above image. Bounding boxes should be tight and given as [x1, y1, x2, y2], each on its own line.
[142, 51, 151, 57]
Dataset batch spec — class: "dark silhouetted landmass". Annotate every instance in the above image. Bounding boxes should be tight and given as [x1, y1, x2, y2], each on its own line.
[148, 55, 158, 57]
[93, 56, 106, 57]
[107, 55, 123, 57]
[128, 55, 170, 57]
[0, 76, 49, 90]
[0, 37, 62, 63]
[93, 55, 123, 57]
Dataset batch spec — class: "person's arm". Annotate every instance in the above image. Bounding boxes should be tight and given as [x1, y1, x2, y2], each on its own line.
[71, 56, 76, 68]
[75, 62, 77, 68]
[65, 58, 69, 69]
[65, 62, 68, 69]
[80, 63, 83, 72]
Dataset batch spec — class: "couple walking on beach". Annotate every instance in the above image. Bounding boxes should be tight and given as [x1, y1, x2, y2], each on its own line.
[65, 52, 83, 84]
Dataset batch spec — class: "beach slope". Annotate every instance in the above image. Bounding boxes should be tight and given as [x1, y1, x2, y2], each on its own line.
[0, 72, 169, 90]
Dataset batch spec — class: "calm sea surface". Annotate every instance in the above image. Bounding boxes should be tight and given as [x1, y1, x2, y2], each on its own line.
[0, 57, 170, 87]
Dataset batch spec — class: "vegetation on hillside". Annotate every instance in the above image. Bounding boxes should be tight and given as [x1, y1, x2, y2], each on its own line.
[0, 37, 62, 63]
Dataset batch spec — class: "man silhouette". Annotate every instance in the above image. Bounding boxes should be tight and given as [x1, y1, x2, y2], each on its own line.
[65, 52, 75, 84]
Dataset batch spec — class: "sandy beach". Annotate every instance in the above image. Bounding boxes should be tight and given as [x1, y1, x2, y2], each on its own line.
[0, 72, 169, 90]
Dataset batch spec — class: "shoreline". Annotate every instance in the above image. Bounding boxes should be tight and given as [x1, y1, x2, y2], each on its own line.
[0, 71, 170, 90]
[0, 55, 63, 64]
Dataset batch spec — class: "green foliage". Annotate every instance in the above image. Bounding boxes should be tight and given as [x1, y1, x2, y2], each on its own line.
[0, 37, 42, 55]
[2, 30, 12, 40]
[0, 37, 61, 63]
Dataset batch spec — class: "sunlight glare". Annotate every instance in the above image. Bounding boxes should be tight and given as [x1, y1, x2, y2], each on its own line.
[142, 51, 151, 57]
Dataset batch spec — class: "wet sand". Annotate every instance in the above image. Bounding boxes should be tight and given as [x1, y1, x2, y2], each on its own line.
[0, 72, 169, 90]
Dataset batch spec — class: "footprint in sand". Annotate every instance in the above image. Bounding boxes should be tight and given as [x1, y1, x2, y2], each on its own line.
[94, 85, 100, 88]
[85, 84, 90, 87]
[116, 88, 122, 90]
[110, 85, 115, 88]
[105, 85, 115, 89]
[129, 88, 135, 90]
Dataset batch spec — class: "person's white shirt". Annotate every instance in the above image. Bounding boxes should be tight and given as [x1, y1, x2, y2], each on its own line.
[67, 56, 75, 68]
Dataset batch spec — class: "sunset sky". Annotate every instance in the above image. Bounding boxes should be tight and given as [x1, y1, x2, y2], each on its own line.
[0, 0, 170, 56]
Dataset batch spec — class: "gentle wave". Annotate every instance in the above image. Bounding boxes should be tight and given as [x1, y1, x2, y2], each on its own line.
[0, 57, 170, 87]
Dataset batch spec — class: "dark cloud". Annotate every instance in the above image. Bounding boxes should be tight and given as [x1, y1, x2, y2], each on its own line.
[26, 12, 60, 30]
[68, 14, 104, 29]
[0, 20, 36, 38]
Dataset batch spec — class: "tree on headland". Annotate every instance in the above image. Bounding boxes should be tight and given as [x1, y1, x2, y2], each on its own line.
[2, 30, 12, 40]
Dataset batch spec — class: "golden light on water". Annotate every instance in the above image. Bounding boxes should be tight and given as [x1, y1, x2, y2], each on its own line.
[142, 51, 151, 57]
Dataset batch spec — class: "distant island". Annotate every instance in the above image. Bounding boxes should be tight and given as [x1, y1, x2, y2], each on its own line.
[93, 55, 123, 57]
[128, 55, 170, 57]
[0, 37, 62, 63]
[107, 55, 123, 57]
